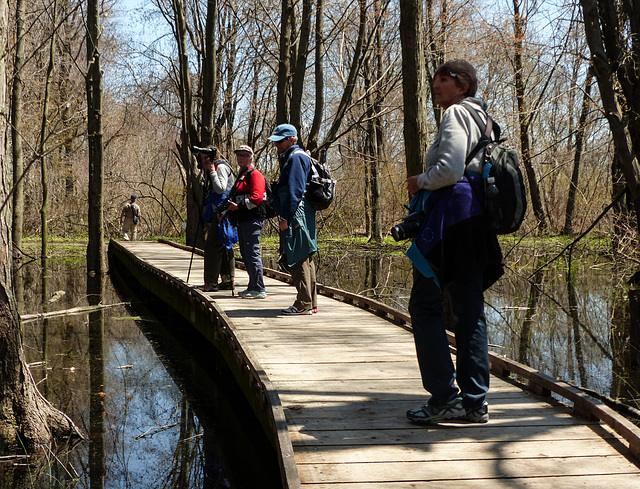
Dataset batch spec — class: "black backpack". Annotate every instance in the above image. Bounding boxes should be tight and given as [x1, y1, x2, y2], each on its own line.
[462, 103, 527, 235]
[294, 149, 336, 211]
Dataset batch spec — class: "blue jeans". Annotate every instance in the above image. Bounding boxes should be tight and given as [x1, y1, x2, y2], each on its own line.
[408, 268, 489, 409]
[237, 219, 265, 292]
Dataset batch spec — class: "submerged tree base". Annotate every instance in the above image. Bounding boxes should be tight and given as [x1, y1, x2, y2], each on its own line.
[0, 300, 84, 457]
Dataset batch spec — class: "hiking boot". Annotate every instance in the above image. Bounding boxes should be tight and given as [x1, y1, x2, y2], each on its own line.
[243, 290, 267, 299]
[281, 305, 314, 315]
[464, 402, 489, 423]
[406, 397, 465, 425]
[201, 283, 218, 292]
[218, 282, 234, 290]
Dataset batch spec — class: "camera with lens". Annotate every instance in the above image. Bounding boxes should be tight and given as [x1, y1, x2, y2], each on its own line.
[215, 198, 232, 216]
[391, 211, 425, 241]
[192, 145, 218, 169]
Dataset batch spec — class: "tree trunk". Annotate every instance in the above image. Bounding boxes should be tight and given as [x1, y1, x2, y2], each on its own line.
[425, 0, 445, 128]
[247, 62, 260, 148]
[290, 0, 312, 131]
[86, 0, 104, 275]
[399, 0, 428, 178]
[276, 0, 293, 124]
[0, 0, 82, 453]
[580, 0, 640, 239]
[201, 0, 218, 146]
[321, 1, 368, 154]
[563, 67, 593, 236]
[40, 0, 58, 303]
[222, 11, 237, 152]
[306, 0, 324, 154]
[172, 0, 202, 247]
[11, 0, 25, 313]
[513, 0, 547, 232]
[363, 1, 384, 243]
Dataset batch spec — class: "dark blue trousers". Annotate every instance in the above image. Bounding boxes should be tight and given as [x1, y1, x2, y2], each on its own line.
[237, 218, 265, 292]
[408, 268, 489, 409]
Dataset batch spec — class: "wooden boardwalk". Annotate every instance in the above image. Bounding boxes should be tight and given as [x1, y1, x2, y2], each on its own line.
[109, 239, 640, 488]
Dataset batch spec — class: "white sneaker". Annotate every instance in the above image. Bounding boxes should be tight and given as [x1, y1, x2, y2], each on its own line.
[281, 305, 313, 315]
[243, 290, 267, 299]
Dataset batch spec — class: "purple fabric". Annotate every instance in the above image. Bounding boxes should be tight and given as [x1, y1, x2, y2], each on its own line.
[416, 176, 483, 258]
[414, 175, 503, 290]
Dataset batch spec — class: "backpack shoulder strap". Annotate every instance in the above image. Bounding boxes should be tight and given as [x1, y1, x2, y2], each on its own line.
[460, 102, 494, 166]
[291, 148, 317, 180]
[216, 159, 237, 179]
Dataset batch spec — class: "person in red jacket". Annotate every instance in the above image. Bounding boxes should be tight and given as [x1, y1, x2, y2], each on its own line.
[226, 145, 268, 299]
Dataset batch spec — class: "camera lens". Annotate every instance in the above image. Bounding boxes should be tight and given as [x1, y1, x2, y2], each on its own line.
[391, 224, 404, 241]
[390, 211, 424, 241]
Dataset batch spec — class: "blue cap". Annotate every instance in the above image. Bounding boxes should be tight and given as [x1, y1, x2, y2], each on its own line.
[268, 124, 297, 141]
[131, 194, 137, 200]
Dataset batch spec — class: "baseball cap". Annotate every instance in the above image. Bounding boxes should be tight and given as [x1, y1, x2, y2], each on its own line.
[268, 124, 297, 142]
[234, 145, 254, 155]
[131, 194, 137, 200]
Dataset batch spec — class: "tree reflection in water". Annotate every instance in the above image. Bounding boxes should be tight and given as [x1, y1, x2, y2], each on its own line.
[18, 253, 275, 488]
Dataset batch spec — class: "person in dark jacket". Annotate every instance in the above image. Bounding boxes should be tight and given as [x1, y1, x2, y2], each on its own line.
[268, 124, 318, 315]
[226, 145, 267, 299]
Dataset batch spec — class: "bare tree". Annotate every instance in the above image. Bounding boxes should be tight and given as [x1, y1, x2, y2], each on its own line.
[580, 0, 640, 239]
[11, 0, 26, 313]
[86, 0, 105, 275]
[512, 0, 547, 231]
[276, 0, 293, 124]
[0, 0, 82, 453]
[563, 66, 594, 236]
[201, 0, 218, 146]
[39, 0, 61, 305]
[399, 0, 428, 178]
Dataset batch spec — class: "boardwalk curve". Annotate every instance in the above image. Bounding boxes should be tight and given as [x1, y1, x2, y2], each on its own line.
[108, 239, 640, 488]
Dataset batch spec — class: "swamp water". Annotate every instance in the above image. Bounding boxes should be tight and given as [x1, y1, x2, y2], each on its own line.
[14, 240, 640, 487]
[15, 251, 280, 489]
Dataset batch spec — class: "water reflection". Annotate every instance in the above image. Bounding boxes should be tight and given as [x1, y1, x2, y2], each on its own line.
[87, 274, 105, 489]
[19, 252, 251, 488]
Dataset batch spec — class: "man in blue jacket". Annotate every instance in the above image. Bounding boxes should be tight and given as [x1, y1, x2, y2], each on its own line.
[268, 124, 318, 315]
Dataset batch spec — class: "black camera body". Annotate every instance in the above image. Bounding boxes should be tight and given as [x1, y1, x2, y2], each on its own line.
[216, 198, 232, 216]
[391, 211, 425, 241]
[192, 145, 218, 169]
[192, 145, 218, 158]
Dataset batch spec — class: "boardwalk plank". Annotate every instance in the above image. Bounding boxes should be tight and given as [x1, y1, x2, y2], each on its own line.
[288, 424, 623, 446]
[297, 456, 640, 483]
[293, 438, 634, 463]
[112, 241, 640, 488]
[300, 474, 640, 489]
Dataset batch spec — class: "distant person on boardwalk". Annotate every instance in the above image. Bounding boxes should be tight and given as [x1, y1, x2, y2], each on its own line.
[404, 60, 503, 425]
[120, 194, 141, 241]
[269, 124, 318, 315]
[199, 146, 236, 293]
[226, 145, 267, 299]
